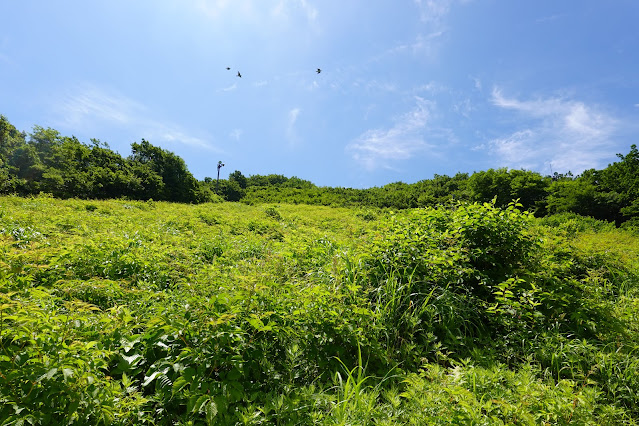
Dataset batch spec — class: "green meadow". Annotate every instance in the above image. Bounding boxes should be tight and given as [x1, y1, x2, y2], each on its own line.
[1, 194, 638, 425]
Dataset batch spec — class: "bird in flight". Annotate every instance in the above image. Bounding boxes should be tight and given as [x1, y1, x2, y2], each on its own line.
[316, 68, 321, 74]
[226, 67, 230, 70]
[237, 71, 242, 78]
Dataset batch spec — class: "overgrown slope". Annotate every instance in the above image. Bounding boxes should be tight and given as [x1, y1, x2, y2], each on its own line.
[1, 195, 638, 424]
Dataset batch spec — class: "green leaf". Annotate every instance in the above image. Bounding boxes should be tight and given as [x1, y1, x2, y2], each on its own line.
[226, 367, 242, 381]
[62, 368, 74, 381]
[188, 394, 209, 414]
[121, 353, 143, 366]
[142, 369, 166, 387]
[172, 377, 189, 395]
[205, 399, 218, 425]
[38, 368, 57, 382]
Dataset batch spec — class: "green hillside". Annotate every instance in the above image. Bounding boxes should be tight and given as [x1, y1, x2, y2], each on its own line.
[1, 195, 638, 424]
[3, 115, 639, 227]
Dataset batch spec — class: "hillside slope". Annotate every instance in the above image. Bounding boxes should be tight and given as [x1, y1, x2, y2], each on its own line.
[1, 195, 638, 424]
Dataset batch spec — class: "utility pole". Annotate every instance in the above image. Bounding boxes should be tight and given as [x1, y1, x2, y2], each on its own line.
[216, 161, 225, 193]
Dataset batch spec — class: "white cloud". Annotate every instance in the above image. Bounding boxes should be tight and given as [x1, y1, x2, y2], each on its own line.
[272, 0, 318, 24]
[347, 97, 434, 170]
[487, 129, 542, 171]
[220, 84, 237, 92]
[53, 84, 216, 151]
[229, 128, 243, 140]
[365, 80, 398, 93]
[453, 98, 473, 117]
[56, 85, 144, 128]
[383, 0, 462, 60]
[196, 0, 248, 19]
[286, 107, 301, 145]
[196, 0, 318, 30]
[296, 0, 318, 23]
[471, 76, 482, 91]
[413, 0, 452, 24]
[288, 107, 300, 125]
[152, 127, 214, 150]
[389, 31, 445, 57]
[535, 14, 566, 23]
[487, 89, 620, 173]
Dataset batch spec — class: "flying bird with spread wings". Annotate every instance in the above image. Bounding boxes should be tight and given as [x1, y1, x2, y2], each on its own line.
[316, 68, 321, 74]
[237, 71, 242, 78]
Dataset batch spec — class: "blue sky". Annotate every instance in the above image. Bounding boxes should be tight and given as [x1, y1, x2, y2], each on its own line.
[2, 1, 638, 188]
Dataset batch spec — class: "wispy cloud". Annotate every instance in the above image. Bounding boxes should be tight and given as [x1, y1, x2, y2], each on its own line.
[364, 80, 399, 93]
[536, 14, 566, 23]
[388, 31, 445, 57]
[152, 127, 215, 150]
[229, 128, 243, 141]
[298, 0, 318, 22]
[471, 76, 482, 91]
[53, 84, 216, 150]
[286, 107, 301, 145]
[196, 0, 245, 19]
[347, 97, 434, 170]
[487, 88, 620, 173]
[196, 0, 318, 29]
[272, 0, 318, 25]
[383, 0, 460, 60]
[220, 84, 237, 92]
[56, 85, 144, 128]
[453, 98, 473, 117]
[413, 0, 453, 25]
[0, 36, 11, 64]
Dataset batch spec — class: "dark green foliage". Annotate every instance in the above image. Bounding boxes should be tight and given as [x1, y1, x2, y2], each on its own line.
[0, 116, 211, 203]
[129, 139, 201, 203]
[246, 174, 314, 189]
[214, 178, 245, 202]
[228, 169, 247, 189]
[546, 145, 639, 225]
[467, 168, 550, 214]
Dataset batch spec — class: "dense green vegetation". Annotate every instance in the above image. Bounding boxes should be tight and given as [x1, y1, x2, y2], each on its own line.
[2, 114, 639, 423]
[0, 116, 214, 204]
[1, 195, 639, 424]
[2, 115, 639, 227]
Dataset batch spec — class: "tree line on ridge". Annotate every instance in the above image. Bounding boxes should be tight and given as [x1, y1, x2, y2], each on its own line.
[1, 115, 638, 226]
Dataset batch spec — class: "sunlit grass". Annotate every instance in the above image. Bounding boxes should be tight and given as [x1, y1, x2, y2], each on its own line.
[1, 195, 638, 424]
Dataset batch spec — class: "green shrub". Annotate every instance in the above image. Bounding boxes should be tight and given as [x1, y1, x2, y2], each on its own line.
[362, 201, 540, 359]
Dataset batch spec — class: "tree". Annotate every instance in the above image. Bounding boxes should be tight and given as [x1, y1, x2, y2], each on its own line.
[228, 170, 247, 189]
[0, 115, 26, 162]
[9, 144, 43, 194]
[129, 139, 199, 202]
[217, 179, 244, 201]
[468, 168, 549, 214]
[589, 144, 639, 224]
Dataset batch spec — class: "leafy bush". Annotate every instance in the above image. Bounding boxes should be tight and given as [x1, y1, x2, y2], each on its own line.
[362, 201, 540, 359]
